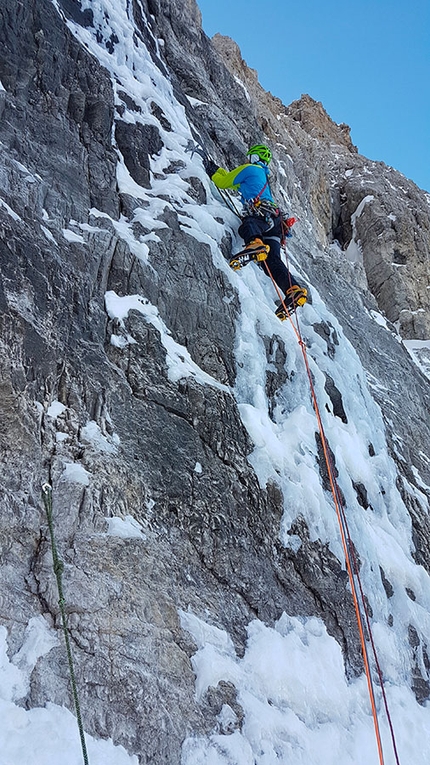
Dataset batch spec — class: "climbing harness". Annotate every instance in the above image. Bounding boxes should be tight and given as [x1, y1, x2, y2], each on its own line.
[241, 171, 278, 220]
[41, 483, 90, 765]
[242, 196, 279, 221]
[263, 260, 401, 765]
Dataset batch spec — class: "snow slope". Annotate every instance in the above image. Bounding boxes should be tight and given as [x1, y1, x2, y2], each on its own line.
[0, 619, 138, 765]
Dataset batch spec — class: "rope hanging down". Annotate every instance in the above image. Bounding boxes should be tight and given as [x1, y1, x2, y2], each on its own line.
[263, 260, 401, 765]
[41, 483, 90, 765]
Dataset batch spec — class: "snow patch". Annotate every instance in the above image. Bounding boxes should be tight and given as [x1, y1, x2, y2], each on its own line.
[41, 225, 58, 245]
[61, 462, 91, 486]
[110, 333, 137, 348]
[403, 338, 430, 351]
[186, 95, 207, 107]
[62, 228, 85, 243]
[369, 309, 390, 328]
[106, 515, 146, 540]
[80, 420, 120, 454]
[233, 75, 251, 101]
[0, 198, 21, 221]
[11, 617, 59, 695]
[105, 290, 230, 391]
[46, 400, 66, 418]
[0, 624, 138, 764]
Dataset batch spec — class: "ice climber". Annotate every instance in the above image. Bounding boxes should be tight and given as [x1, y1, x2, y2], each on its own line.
[204, 144, 308, 319]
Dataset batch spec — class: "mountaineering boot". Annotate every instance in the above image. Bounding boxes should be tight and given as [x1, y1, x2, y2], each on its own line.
[275, 285, 308, 320]
[229, 238, 270, 271]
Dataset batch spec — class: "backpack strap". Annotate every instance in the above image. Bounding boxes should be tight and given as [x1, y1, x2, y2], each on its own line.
[255, 179, 268, 201]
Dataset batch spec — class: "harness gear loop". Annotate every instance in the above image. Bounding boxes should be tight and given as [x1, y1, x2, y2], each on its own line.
[42, 483, 90, 765]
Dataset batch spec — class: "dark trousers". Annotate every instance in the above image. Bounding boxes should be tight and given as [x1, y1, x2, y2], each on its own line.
[238, 214, 300, 295]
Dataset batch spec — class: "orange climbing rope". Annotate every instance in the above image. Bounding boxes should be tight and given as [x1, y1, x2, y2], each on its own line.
[263, 258, 401, 765]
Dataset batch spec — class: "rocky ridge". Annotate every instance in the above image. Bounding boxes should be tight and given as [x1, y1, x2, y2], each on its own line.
[0, 1, 429, 763]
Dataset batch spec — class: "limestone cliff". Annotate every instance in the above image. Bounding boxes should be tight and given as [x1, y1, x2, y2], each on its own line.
[0, 1, 430, 763]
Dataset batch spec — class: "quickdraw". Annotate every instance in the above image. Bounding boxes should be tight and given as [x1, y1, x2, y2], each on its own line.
[242, 197, 279, 219]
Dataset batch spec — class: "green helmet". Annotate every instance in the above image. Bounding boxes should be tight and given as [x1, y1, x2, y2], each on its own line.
[247, 144, 272, 164]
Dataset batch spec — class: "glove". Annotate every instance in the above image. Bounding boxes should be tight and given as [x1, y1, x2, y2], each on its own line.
[203, 156, 219, 178]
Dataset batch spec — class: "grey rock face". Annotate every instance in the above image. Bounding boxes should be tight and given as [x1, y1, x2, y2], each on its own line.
[331, 161, 430, 338]
[0, 0, 118, 222]
[1, 1, 430, 763]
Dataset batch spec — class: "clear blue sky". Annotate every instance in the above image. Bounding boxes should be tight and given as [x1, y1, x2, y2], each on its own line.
[196, 0, 430, 192]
